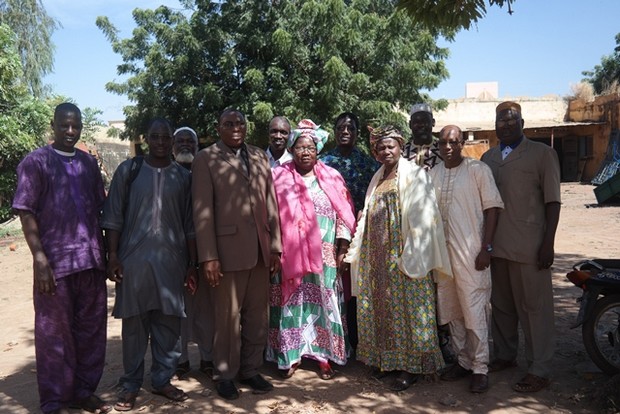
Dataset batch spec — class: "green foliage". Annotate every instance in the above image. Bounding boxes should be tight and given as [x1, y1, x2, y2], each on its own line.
[583, 33, 620, 94]
[0, 24, 51, 222]
[396, 0, 515, 33]
[97, 0, 451, 148]
[81, 107, 106, 144]
[0, 0, 60, 98]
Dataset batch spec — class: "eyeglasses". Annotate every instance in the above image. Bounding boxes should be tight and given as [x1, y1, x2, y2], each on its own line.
[437, 140, 463, 148]
[496, 119, 519, 128]
[293, 146, 317, 154]
[336, 125, 357, 133]
[221, 121, 246, 129]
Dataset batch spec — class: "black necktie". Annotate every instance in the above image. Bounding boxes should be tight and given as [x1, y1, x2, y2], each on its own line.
[240, 144, 250, 176]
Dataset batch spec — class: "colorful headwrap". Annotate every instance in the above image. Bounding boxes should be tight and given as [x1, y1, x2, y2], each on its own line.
[368, 125, 406, 150]
[288, 119, 330, 154]
[496, 101, 521, 115]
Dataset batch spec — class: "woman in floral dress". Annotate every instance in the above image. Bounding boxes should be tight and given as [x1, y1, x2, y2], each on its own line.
[267, 119, 356, 380]
[345, 125, 452, 391]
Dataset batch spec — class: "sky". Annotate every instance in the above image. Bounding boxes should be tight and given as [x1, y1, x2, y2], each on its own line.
[42, 0, 620, 123]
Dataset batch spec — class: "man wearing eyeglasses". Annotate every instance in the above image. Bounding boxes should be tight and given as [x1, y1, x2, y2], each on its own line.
[320, 112, 378, 357]
[481, 101, 561, 393]
[430, 125, 503, 394]
[191, 109, 282, 401]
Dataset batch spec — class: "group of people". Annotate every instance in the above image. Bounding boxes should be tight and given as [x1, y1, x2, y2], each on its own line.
[13, 100, 560, 414]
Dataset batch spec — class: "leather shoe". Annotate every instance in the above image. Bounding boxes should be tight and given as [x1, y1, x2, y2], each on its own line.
[488, 358, 517, 373]
[440, 364, 472, 381]
[390, 371, 418, 392]
[173, 361, 190, 379]
[469, 373, 489, 393]
[371, 367, 390, 380]
[239, 374, 274, 394]
[199, 360, 214, 376]
[216, 380, 239, 400]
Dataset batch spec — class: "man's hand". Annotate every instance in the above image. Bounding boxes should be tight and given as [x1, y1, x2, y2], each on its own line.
[106, 253, 124, 283]
[185, 267, 198, 294]
[475, 250, 491, 271]
[269, 253, 281, 276]
[537, 241, 555, 270]
[202, 260, 223, 287]
[33, 253, 56, 295]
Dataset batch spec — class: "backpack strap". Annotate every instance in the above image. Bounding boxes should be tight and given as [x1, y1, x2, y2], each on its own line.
[123, 156, 144, 216]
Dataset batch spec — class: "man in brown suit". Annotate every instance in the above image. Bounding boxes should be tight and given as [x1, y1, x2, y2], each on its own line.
[481, 102, 561, 393]
[192, 109, 282, 400]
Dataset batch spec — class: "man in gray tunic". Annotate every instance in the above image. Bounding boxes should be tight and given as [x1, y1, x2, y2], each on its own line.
[101, 118, 197, 410]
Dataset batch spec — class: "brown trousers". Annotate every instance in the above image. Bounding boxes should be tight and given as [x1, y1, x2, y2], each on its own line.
[208, 261, 269, 381]
[490, 258, 555, 378]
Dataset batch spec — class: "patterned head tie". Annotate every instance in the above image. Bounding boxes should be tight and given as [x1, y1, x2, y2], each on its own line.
[368, 125, 405, 150]
[288, 119, 330, 154]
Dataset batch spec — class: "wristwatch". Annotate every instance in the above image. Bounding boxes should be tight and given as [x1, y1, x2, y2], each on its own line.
[485, 244, 493, 253]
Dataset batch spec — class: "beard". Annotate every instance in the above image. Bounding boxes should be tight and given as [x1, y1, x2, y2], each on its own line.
[174, 150, 195, 164]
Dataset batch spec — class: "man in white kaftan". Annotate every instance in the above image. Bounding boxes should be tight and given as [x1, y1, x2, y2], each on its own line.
[430, 125, 503, 394]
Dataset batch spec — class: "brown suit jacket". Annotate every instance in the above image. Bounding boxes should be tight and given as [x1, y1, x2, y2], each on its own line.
[481, 137, 561, 265]
[192, 140, 282, 272]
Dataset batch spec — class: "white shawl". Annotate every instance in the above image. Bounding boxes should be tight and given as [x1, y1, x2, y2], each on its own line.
[346, 157, 452, 296]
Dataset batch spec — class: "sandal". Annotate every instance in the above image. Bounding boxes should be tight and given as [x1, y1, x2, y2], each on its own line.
[70, 395, 112, 413]
[152, 384, 189, 402]
[280, 362, 300, 379]
[512, 373, 550, 393]
[319, 361, 335, 380]
[114, 390, 138, 412]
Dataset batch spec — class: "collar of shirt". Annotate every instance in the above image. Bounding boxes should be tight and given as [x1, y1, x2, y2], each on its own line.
[499, 135, 524, 151]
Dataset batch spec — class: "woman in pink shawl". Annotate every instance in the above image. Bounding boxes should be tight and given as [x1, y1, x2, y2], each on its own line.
[266, 119, 356, 380]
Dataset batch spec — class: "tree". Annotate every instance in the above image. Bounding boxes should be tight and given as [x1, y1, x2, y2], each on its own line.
[0, 24, 52, 221]
[0, 0, 60, 98]
[396, 0, 515, 33]
[97, 0, 451, 148]
[583, 33, 620, 95]
[81, 107, 106, 144]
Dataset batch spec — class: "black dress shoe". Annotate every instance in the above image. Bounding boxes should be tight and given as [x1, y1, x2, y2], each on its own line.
[216, 380, 239, 400]
[390, 371, 418, 392]
[173, 361, 190, 379]
[470, 373, 489, 393]
[440, 363, 472, 381]
[371, 367, 389, 380]
[199, 360, 214, 376]
[239, 374, 274, 394]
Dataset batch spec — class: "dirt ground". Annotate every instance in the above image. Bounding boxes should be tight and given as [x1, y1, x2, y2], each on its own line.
[1, 182, 619, 414]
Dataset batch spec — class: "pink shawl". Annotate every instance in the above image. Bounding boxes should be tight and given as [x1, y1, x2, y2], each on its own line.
[272, 161, 356, 304]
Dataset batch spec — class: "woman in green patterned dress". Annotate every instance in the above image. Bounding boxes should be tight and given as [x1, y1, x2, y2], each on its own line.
[345, 126, 452, 391]
[267, 120, 357, 380]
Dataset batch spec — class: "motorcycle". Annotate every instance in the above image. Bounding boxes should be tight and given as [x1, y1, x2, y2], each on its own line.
[567, 259, 620, 375]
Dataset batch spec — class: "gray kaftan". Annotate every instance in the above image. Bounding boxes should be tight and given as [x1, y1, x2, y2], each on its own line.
[101, 159, 194, 318]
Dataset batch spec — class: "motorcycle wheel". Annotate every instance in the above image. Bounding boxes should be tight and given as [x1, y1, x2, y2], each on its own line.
[582, 294, 620, 375]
